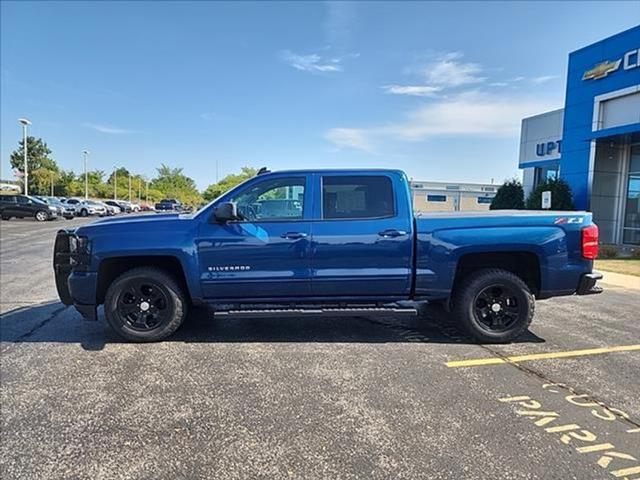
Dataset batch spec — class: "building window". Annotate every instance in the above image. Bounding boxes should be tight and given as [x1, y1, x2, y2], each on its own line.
[623, 145, 640, 245]
[482, 187, 495, 192]
[445, 185, 460, 190]
[534, 164, 559, 187]
[427, 195, 447, 202]
[477, 197, 493, 204]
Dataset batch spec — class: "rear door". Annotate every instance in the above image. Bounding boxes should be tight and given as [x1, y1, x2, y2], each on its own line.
[15, 196, 35, 217]
[1, 196, 17, 216]
[310, 173, 414, 297]
[197, 174, 313, 299]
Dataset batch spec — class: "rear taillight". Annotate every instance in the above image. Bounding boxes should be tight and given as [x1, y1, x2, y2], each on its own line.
[582, 224, 599, 260]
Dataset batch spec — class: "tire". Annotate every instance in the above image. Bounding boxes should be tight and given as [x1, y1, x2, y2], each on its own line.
[80, 209, 88, 217]
[104, 267, 187, 342]
[451, 268, 534, 343]
[35, 210, 49, 222]
[1, 215, 9, 220]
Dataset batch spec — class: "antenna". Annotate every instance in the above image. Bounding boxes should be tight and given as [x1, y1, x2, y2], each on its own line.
[257, 167, 270, 175]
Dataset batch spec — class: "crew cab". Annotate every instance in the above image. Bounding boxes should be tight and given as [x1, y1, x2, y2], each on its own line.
[53, 169, 602, 342]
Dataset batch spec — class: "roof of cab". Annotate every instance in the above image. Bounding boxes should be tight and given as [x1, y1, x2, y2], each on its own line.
[259, 168, 407, 176]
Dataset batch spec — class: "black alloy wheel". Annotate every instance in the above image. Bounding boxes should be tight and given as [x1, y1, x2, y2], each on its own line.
[116, 279, 172, 331]
[473, 284, 522, 333]
[451, 268, 534, 343]
[104, 267, 187, 342]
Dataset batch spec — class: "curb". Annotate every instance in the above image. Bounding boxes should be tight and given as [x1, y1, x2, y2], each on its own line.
[598, 270, 640, 290]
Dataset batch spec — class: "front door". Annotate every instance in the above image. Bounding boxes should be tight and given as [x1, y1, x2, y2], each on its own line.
[311, 173, 414, 297]
[197, 174, 312, 300]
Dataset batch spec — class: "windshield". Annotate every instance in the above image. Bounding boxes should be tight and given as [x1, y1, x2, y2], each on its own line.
[193, 175, 256, 218]
[28, 196, 47, 205]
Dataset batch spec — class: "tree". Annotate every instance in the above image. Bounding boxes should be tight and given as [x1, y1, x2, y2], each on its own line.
[150, 164, 202, 207]
[202, 167, 257, 202]
[10, 136, 58, 174]
[30, 168, 59, 196]
[490, 179, 525, 210]
[526, 178, 575, 210]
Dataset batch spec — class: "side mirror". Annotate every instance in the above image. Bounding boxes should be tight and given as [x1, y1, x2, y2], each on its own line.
[213, 202, 239, 223]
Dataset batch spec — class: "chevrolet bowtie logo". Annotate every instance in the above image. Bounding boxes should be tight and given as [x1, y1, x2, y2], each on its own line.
[582, 59, 621, 80]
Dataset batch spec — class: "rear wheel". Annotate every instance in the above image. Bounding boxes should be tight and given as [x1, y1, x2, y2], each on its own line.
[451, 268, 534, 343]
[35, 210, 49, 222]
[80, 209, 88, 217]
[104, 267, 187, 342]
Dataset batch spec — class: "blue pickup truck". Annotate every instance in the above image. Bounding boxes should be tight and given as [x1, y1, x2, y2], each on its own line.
[53, 169, 602, 342]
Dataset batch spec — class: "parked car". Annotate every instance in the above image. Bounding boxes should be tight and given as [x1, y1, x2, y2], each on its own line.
[35, 196, 75, 219]
[61, 198, 82, 213]
[98, 201, 120, 216]
[104, 200, 128, 213]
[54, 168, 602, 343]
[140, 203, 155, 212]
[1, 194, 58, 221]
[155, 198, 182, 212]
[75, 199, 108, 217]
[129, 202, 141, 212]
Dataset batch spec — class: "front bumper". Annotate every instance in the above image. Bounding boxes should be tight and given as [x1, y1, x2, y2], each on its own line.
[576, 272, 603, 295]
[53, 230, 98, 320]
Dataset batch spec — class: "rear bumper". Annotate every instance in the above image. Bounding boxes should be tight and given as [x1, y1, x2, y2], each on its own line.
[576, 272, 603, 295]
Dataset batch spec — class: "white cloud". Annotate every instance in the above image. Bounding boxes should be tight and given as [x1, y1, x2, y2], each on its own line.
[83, 123, 136, 134]
[489, 82, 508, 87]
[325, 128, 375, 153]
[200, 112, 215, 121]
[531, 75, 559, 84]
[325, 91, 558, 151]
[421, 52, 486, 88]
[280, 50, 342, 73]
[382, 85, 442, 97]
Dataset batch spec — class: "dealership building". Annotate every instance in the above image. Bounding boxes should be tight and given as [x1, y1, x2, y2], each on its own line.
[519, 26, 640, 245]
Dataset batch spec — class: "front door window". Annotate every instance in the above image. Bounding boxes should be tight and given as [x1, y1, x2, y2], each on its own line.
[623, 145, 640, 245]
[230, 177, 305, 221]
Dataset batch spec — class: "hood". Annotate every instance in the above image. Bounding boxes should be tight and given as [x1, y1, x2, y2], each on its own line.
[88, 212, 180, 225]
[76, 213, 187, 235]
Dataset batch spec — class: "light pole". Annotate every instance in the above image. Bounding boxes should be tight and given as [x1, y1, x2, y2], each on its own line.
[82, 150, 90, 199]
[145, 180, 149, 204]
[128, 174, 132, 202]
[18, 118, 31, 195]
[50, 171, 54, 196]
[113, 166, 118, 200]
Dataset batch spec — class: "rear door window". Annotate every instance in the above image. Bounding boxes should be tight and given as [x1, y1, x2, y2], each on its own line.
[321, 175, 394, 219]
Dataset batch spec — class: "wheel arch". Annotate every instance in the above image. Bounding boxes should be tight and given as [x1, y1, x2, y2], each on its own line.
[453, 251, 541, 297]
[97, 255, 191, 305]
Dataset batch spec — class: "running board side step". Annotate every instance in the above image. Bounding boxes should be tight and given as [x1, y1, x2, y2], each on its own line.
[214, 307, 418, 318]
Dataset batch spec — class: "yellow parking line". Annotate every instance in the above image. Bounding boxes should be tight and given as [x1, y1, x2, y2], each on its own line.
[446, 344, 640, 368]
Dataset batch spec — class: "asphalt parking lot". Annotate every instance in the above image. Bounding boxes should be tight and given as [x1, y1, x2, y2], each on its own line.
[1, 217, 639, 479]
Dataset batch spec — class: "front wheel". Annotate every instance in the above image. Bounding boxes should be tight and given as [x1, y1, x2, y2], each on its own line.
[451, 268, 534, 343]
[80, 209, 88, 217]
[35, 210, 49, 222]
[104, 267, 187, 342]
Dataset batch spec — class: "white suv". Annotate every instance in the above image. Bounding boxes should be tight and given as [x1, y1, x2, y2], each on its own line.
[76, 199, 108, 217]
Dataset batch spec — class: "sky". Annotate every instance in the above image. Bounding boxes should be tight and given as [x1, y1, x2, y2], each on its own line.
[1, 1, 639, 190]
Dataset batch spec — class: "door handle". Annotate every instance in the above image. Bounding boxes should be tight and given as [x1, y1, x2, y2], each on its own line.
[378, 229, 407, 238]
[281, 232, 308, 240]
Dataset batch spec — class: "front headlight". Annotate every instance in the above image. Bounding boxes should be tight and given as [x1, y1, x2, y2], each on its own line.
[69, 235, 91, 267]
[49, 206, 57, 211]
